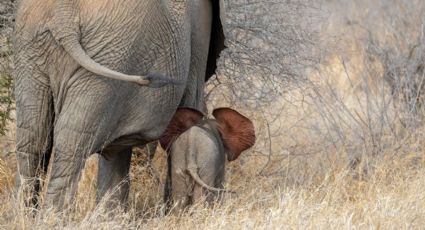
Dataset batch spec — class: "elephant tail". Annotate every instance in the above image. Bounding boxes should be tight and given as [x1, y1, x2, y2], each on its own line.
[47, 1, 181, 87]
[187, 168, 233, 193]
[59, 36, 182, 87]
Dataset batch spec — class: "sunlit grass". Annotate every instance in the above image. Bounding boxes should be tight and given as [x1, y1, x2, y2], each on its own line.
[0, 146, 424, 229]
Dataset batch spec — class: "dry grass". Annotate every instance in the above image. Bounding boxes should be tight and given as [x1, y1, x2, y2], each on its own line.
[0, 140, 424, 229]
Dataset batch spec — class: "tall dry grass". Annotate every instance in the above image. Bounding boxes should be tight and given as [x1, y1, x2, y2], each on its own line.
[0, 136, 424, 229]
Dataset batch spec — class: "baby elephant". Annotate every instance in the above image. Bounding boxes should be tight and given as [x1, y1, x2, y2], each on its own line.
[160, 107, 256, 211]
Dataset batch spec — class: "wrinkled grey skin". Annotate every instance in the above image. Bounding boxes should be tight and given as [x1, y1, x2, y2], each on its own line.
[14, 0, 224, 210]
[164, 120, 228, 212]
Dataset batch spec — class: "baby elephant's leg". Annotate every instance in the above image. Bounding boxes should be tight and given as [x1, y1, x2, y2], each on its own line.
[192, 167, 221, 204]
[170, 167, 193, 213]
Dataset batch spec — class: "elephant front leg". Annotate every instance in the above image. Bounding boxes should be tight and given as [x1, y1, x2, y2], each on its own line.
[96, 148, 132, 208]
[15, 74, 54, 208]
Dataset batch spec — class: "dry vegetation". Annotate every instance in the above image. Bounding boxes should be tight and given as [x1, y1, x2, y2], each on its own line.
[1, 0, 425, 229]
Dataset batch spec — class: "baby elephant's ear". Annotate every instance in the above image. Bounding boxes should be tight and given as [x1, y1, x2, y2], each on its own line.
[213, 108, 256, 161]
[160, 108, 204, 150]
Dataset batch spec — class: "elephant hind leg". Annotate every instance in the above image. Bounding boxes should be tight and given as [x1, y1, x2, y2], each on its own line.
[192, 167, 223, 205]
[15, 72, 54, 208]
[169, 166, 193, 213]
[43, 127, 99, 210]
[31, 131, 53, 209]
[96, 148, 132, 209]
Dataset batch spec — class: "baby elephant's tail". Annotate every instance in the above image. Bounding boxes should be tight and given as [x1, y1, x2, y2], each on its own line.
[187, 169, 234, 193]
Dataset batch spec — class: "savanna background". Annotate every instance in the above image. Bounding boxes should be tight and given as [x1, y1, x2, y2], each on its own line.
[1, 0, 425, 228]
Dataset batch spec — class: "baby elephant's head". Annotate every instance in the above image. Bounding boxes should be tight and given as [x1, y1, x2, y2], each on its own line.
[160, 107, 256, 161]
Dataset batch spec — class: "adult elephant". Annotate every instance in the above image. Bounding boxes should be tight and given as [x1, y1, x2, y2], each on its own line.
[14, 0, 225, 209]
